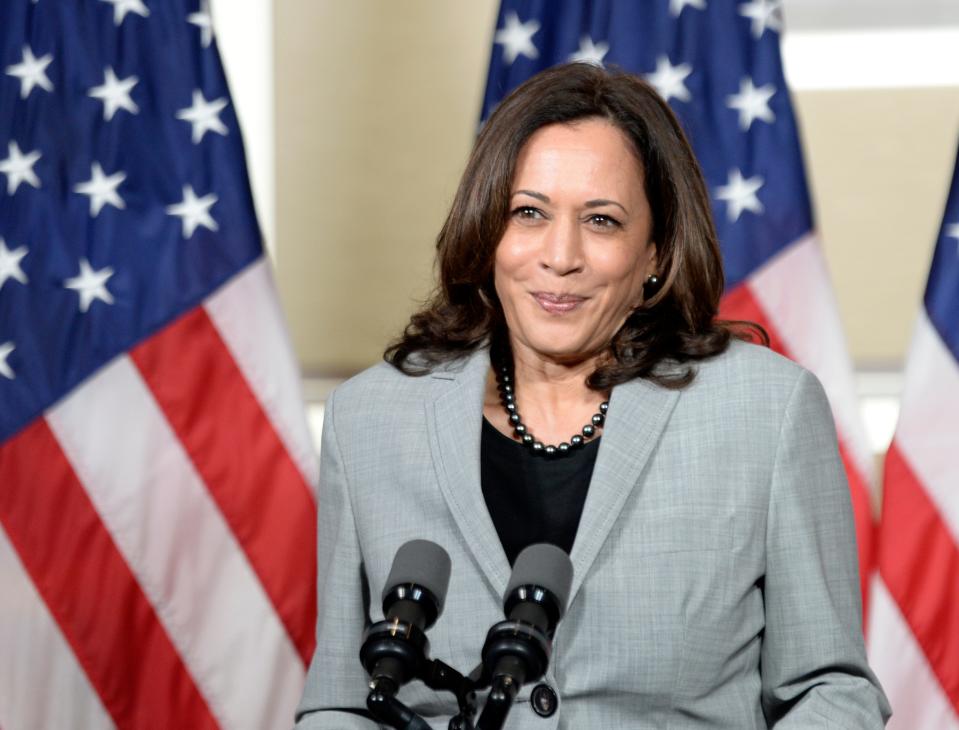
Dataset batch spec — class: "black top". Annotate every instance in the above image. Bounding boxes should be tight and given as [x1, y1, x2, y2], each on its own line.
[480, 418, 600, 565]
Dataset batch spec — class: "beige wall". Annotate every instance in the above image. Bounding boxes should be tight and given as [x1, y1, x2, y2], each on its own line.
[275, 1, 959, 376]
[275, 1, 499, 375]
[797, 88, 959, 366]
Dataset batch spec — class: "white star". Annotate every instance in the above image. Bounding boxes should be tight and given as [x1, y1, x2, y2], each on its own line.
[644, 55, 692, 104]
[166, 185, 219, 238]
[0, 141, 42, 195]
[670, 0, 707, 17]
[0, 238, 29, 291]
[738, 0, 783, 39]
[716, 169, 765, 222]
[88, 67, 140, 121]
[176, 90, 228, 143]
[64, 258, 115, 313]
[494, 11, 540, 65]
[188, 0, 214, 48]
[100, 0, 150, 26]
[5, 45, 54, 99]
[0, 341, 15, 380]
[726, 77, 776, 130]
[74, 162, 126, 217]
[568, 36, 609, 67]
[945, 222, 959, 254]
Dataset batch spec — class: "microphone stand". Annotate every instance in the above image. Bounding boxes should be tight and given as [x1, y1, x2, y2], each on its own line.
[473, 674, 517, 730]
[366, 658, 479, 730]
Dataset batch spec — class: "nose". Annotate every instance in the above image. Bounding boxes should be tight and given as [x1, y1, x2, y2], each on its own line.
[539, 217, 585, 276]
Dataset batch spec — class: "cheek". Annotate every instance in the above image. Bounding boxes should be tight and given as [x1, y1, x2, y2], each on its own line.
[495, 235, 531, 268]
[597, 249, 648, 299]
[493, 239, 532, 292]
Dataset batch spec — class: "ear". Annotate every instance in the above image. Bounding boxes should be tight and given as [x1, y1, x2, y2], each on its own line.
[647, 242, 658, 278]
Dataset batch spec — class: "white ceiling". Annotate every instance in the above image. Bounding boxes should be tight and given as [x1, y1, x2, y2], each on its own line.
[785, 0, 959, 32]
[781, 0, 959, 89]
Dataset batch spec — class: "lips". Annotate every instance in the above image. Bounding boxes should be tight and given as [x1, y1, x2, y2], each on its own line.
[532, 291, 588, 314]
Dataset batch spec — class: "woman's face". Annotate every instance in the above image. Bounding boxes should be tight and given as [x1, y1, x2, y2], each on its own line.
[494, 118, 657, 367]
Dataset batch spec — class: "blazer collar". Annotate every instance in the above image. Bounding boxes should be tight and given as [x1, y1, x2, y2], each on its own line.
[425, 348, 681, 608]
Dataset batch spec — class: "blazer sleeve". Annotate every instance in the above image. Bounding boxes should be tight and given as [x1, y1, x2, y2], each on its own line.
[760, 370, 891, 728]
[295, 388, 378, 729]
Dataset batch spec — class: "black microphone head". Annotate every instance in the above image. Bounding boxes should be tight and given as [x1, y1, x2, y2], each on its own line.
[382, 539, 452, 626]
[504, 543, 574, 635]
[507, 544, 574, 614]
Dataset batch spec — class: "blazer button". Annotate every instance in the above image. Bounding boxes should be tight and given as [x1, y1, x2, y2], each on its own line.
[530, 683, 558, 718]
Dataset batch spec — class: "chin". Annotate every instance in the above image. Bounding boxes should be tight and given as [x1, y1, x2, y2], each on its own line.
[519, 336, 597, 364]
[507, 315, 610, 363]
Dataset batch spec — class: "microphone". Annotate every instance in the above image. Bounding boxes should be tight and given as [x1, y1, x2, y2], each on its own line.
[478, 543, 573, 729]
[359, 539, 452, 698]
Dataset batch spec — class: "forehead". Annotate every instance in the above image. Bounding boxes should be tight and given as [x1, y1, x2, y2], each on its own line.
[512, 119, 644, 194]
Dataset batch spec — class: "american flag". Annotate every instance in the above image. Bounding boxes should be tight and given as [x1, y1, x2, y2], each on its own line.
[0, 2, 317, 728]
[868, 146, 959, 727]
[483, 0, 876, 610]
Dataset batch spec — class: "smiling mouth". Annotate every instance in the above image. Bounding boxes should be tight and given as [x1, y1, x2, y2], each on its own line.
[532, 292, 588, 314]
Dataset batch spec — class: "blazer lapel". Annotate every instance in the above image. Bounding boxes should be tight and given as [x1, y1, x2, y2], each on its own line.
[567, 377, 680, 608]
[425, 349, 512, 598]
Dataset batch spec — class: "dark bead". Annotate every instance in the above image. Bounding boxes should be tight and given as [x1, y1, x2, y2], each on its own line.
[504, 392, 514, 403]
[592, 413, 604, 426]
[514, 423, 527, 435]
[502, 384, 513, 394]
[509, 412, 521, 424]
[505, 401, 517, 412]
[544, 445, 557, 456]
[531, 441, 544, 452]
[501, 373, 511, 384]
[582, 424, 595, 438]
[599, 401, 609, 414]
[570, 435, 584, 447]
[521, 433, 534, 445]
[558, 442, 570, 453]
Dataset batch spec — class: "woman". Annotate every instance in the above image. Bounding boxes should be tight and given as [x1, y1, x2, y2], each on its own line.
[295, 63, 890, 728]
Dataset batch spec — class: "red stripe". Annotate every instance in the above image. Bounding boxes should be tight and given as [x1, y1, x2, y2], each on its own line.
[720, 283, 875, 615]
[131, 307, 317, 665]
[0, 419, 218, 730]
[879, 442, 959, 715]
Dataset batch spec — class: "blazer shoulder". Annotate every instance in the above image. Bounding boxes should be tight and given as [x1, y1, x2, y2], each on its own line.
[328, 351, 485, 419]
[677, 339, 829, 424]
[692, 339, 809, 392]
[330, 360, 428, 408]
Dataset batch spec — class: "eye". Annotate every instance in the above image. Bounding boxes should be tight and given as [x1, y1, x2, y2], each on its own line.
[511, 205, 546, 222]
[586, 213, 622, 230]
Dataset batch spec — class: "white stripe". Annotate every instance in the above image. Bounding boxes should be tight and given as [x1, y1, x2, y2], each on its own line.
[748, 233, 875, 486]
[0, 526, 115, 730]
[46, 355, 305, 730]
[205, 257, 319, 494]
[894, 310, 959, 544]
[868, 577, 959, 729]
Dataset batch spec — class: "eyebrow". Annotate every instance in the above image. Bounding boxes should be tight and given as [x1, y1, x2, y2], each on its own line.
[512, 190, 628, 215]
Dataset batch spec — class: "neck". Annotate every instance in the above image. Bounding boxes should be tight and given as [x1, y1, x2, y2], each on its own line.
[511, 350, 598, 413]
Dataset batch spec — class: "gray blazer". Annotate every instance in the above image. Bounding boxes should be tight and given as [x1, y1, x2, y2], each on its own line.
[295, 341, 890, 728]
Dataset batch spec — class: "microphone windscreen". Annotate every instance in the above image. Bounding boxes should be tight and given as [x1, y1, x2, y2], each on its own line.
[507, 543, 574, 619]
[383, 539, 452, 605]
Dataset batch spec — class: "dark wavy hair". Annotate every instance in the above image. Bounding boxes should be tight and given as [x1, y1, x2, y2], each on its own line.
[385, 63, 765, 389]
